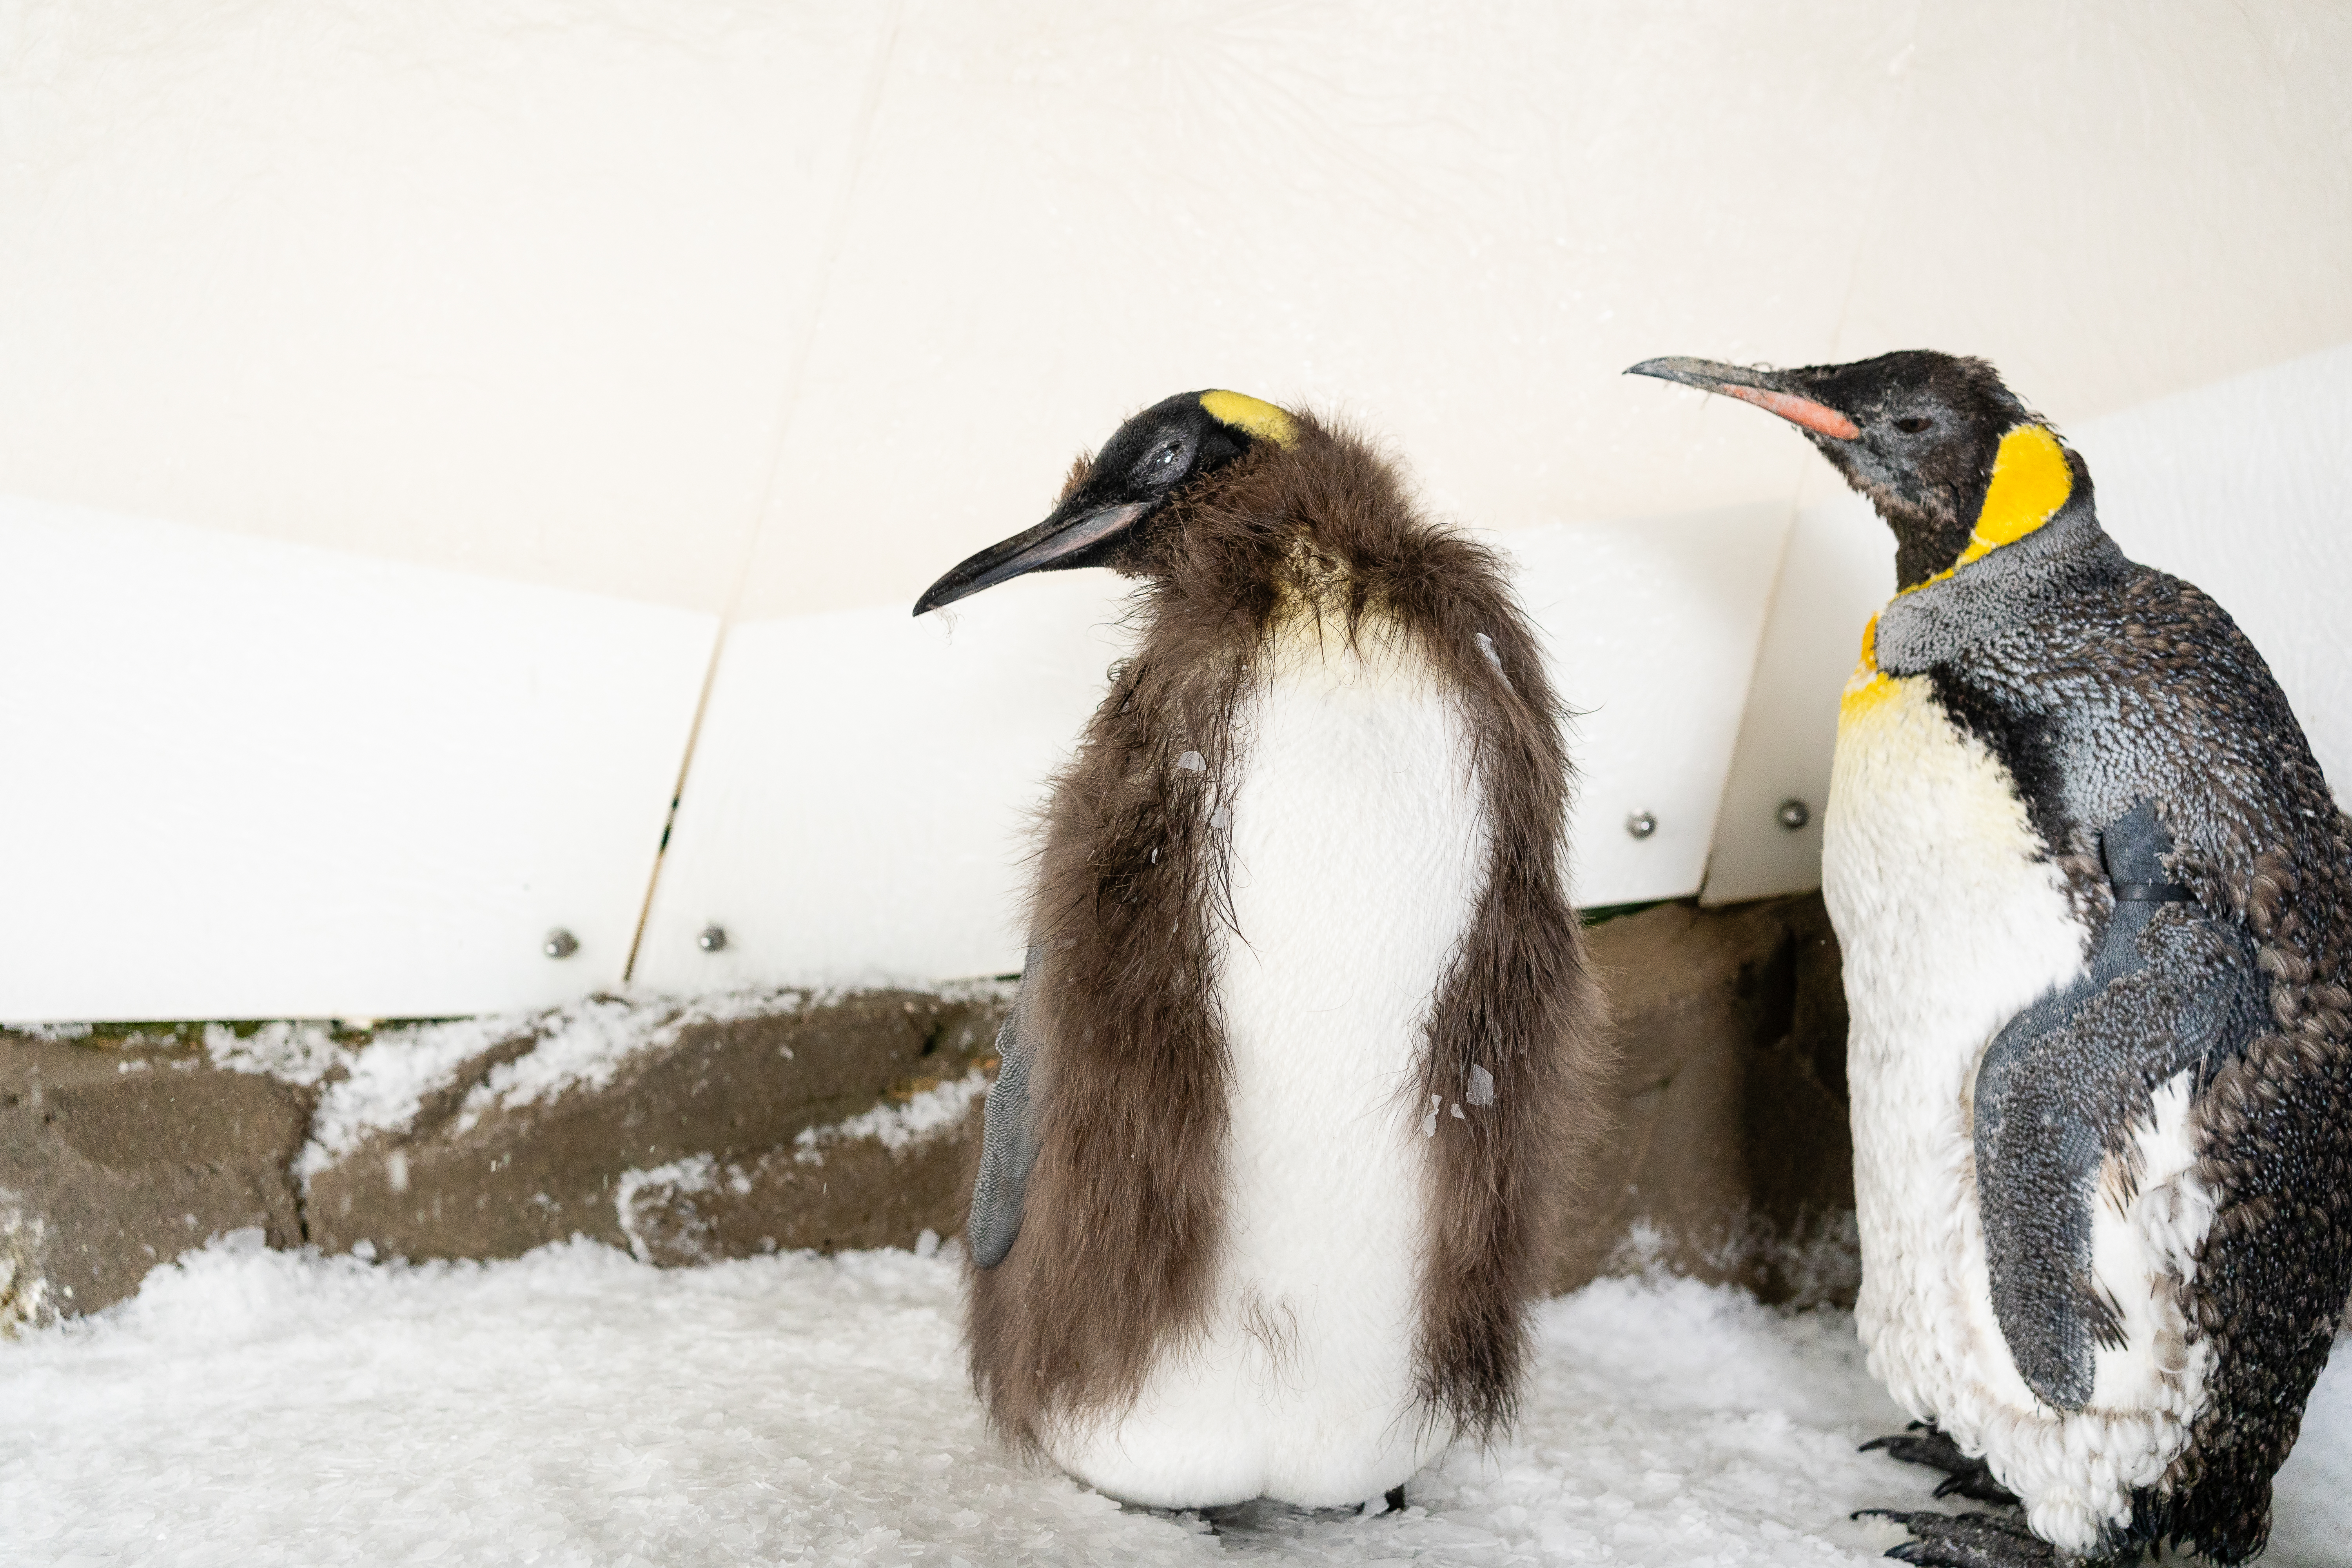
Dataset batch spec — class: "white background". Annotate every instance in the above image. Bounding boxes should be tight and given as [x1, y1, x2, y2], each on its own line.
[3, 1, 2347, 1015]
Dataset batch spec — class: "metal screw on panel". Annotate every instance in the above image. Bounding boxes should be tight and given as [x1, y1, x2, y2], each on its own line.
[1777, 799, 1811, 831]
[542, 928, 579, 959]
[697, 926, 729, 953]
[1625, 811, 1658, 840]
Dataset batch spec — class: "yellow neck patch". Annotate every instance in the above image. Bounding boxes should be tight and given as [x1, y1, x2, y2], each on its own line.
[1842, 614, 1895, 719]
[1956, 424, 2072, 569]
[1846, 425, 2073, 722]
[1200, 389, 1299, 448]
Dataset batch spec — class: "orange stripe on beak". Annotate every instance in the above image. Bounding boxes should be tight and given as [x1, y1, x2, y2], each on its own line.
[1718, 384, 1861, 440]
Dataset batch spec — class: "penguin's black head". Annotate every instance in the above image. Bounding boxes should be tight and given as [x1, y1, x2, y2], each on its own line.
[1626, 350, 2080, 591]
[913, 390, 1299, 615]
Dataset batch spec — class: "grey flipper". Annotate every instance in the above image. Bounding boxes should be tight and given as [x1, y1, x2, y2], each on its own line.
[1973, 800, 2266, 1408]
[967, 945, 1045, 1270]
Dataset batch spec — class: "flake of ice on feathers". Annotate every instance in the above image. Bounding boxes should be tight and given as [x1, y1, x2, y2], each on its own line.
[1176, 750, 1205, 771]
[1475, 631, 1503, 670]
[1468, 1064, 1496, 1105]
[1210, 807, 1231, 830]
[1421, 1093, 1441, 1138]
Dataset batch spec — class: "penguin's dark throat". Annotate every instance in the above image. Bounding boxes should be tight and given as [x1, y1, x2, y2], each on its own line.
[1884, 424, 2078, 596]
[1864, 488, 1974, 594]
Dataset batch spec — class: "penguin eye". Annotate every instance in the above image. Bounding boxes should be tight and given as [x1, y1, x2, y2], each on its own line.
[1139, 439, 1189, 484]
[1893, 416, 1934, 435]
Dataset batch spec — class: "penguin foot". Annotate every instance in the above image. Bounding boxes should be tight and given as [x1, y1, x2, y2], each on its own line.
[1861, 1423, 2020, 1507]
[1857, 1509, 2053, 1567]
[1382, 1485, 1406, 1515]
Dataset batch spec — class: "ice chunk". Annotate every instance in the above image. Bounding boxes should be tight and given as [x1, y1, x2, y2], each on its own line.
[1474, 631, 1503, 671]
[1421, 1092, 1441, 1138]
[1176, 750, 1205, 772]
[1468, 1064, 1496, 1106]
[1210, 807, 1231, 830]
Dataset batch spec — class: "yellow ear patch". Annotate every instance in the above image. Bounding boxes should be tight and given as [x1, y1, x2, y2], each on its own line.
[1956, 424, 2072, 568]
[1199, 390, 1299, 448]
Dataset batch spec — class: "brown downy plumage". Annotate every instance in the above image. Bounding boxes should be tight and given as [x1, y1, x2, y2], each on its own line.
[962, 409, 1609, 1456]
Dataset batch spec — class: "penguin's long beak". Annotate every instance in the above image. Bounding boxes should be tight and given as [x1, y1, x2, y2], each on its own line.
[1625, 356, 1861, 441]
[912, 499, 1151, 616]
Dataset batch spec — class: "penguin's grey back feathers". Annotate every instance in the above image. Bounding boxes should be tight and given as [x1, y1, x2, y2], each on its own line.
[1873, 501, 2352, 1562]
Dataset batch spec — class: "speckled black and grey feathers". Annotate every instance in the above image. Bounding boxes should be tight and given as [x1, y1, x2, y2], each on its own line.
[1871, 461, 2352, 1564]
[1973, 802, 2263, 1410]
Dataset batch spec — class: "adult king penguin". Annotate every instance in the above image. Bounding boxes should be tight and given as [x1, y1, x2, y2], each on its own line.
[1628, 351, 2352, 1565]
[913, 390, 1603, 1510]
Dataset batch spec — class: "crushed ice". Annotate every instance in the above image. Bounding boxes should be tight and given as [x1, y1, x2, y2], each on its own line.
[793, 1070, 989, 1165]
[7, 1240, 2346, 1566]
[203, 1021, 347, 1087]
[1467, 1063, 1496, 1106]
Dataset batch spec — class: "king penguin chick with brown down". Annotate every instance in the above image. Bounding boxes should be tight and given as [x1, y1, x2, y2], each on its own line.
[911, 390, 1604, 1511]
[1627, 351, 2352, 1566]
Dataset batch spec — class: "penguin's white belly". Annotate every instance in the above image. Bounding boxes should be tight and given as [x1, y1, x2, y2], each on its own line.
[1826, 670, 2216, 1553]
[1047, 624, 1486, 1508]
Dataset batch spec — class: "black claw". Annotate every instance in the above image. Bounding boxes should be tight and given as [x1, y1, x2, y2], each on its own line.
[1863, 1510, 2056, 1568]
[1859, 1420, 1933, 1453]
[1862, 1425, 2021, 1508]
[1382, 1485, 1406, 1515]
[1934, 1471, 2023, 1507]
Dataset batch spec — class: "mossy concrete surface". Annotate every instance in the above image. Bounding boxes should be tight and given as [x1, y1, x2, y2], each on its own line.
[1, 895, 1853, 1328]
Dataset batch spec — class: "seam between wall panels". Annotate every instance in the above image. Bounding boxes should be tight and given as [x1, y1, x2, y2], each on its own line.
[1694, 501, 1800, 904]
[622, 0, 910, 984]
[1695, 0, 1921, 904]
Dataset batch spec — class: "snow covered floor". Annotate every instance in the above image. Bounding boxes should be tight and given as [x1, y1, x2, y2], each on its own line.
[3, 1241, 2346, 1567]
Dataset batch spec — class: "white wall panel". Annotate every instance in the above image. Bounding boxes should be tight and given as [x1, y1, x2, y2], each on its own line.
[733, 0, 1909, 622]
[4, 1, 2348, 1013]
[1698, 343, 2352, 905]
[633, 574, 1127, 992]
[1837, 4, 2352, 420]
[1699, 481, 1887, 906]
[640, 510, 1783, 990]
[1506, 511, 1788, 909]
[2072, 343, 2352, 790]
[730, 0, 2352, 624]
[0, 0, 895, 611]
[0, 498, 713, 1020]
